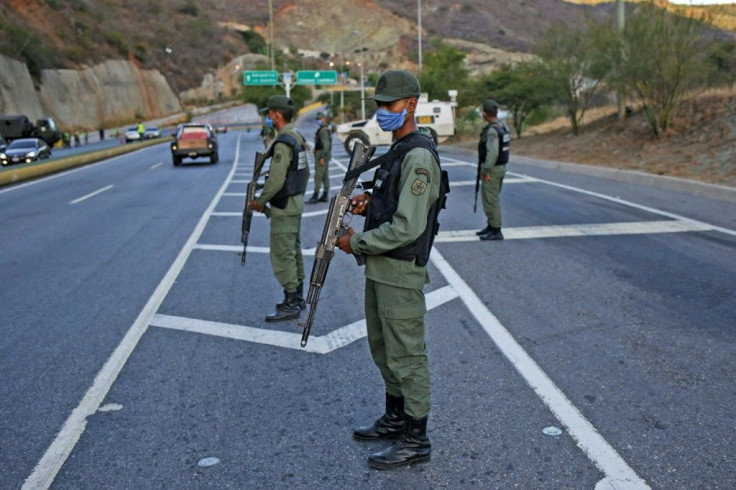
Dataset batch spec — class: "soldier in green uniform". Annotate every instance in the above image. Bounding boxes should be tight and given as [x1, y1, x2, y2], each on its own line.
[476, 99, 510, 241]
[248, 95, 310, 321]
[307, 112, 332, 204]
[337, 70, 444, 470]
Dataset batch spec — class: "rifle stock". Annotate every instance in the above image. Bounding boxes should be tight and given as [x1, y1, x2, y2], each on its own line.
[241, 151, 268, 266]
[474, 161, 481, 213]
[299, 142, 376, 347]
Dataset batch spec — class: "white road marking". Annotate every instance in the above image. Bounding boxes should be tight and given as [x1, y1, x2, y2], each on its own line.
[149, 286, 459, 354]
[211, 209, 328, 218]
[194, 244, 317, 256]
[23, 137, 245, 490]
[69, 185, 114, 204]
[435, 220, 713, 243]
[230, 180, 248, 184]
[429, 248, 650, 489]
[150, 162, 163, 170]
[450, 177, 537, 187]
[441, 161, 475, 167]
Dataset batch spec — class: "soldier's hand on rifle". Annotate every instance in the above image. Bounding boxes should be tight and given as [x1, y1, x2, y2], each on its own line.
[337, 227, 355, 254]
[482, 173, 491, 183]
[318, 157, 326, 166]
[248, 200, 265, 213]
[350, 193, 371, 215]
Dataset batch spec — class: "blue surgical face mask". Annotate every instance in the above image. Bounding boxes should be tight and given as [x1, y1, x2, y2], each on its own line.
[376, 107, 407, 132]
[265, 116, 273, 128]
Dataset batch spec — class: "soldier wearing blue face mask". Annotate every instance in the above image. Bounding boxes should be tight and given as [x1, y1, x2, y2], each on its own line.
[336, 69, 449, 470]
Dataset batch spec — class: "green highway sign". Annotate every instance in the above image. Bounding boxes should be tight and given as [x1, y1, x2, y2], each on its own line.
[243, 70, 279, 85]
[296, 70, 338, 85]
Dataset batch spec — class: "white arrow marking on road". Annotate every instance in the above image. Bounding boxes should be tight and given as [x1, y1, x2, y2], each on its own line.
[149, 285, 458, 354]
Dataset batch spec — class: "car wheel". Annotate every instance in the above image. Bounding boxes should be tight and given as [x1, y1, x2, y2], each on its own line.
[210, 153, 219, 164]
[344, 133, 369, 154]
[172, 155, 181, 166]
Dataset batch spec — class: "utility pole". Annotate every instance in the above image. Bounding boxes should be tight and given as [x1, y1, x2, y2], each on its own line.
[616, 0, 625, 121]
[417, 0, 422, 72]
[268, 0, 275, 70]
[354, 30, 366, 120]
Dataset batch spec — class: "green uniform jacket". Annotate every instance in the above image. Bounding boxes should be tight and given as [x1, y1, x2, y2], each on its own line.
[256, 122, 309, 217]
[349, 137, 441, 290]
[314, 125, 332, 161]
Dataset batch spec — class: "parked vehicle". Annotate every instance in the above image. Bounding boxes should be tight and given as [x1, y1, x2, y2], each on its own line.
[144, 126, 161, 139]
[0, 136, 6, 153]
[124, 127, 141, 143]
[0, 138, 52, 166]
[215, 125, 228, 134]
[170, 123, 218, 165]
[0, 115, 61, 148]
[336, 91, 458, 153]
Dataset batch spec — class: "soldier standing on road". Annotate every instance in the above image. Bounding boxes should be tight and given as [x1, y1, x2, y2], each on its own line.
[476, 99, 510, 241]
[336, 70, 445, 470]
[248, 95, 310, 322]
[307, 112, 332, 204]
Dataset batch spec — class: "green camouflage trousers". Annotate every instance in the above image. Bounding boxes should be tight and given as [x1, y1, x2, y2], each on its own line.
[364, 278, 430, 418]
[313, 155, 330, 195]
[481, 164, 506, 229]
[269, 214, 304, 292]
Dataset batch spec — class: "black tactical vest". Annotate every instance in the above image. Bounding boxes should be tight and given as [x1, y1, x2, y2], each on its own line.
[478, 122, 510, 166]
[364, 132, 449, 267]
[314, 125, 329, 152]
[267, 133, 309, 209]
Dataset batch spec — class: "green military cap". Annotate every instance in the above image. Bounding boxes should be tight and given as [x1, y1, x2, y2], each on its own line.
[367, 70, 421, 102]
[483, 100, 499, 113]
[267, 95, 293, 110]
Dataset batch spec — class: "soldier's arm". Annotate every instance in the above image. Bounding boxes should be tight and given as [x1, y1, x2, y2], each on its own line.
[321, 127, 332, 154]
[256, 143, 290, 206]
[482, 129, 499, 175]
[350, 148, 439, 256]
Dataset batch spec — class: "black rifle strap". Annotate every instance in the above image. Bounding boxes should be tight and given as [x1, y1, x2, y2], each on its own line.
[342, 135, 436, 182]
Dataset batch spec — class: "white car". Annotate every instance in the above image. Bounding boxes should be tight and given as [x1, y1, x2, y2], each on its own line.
[124, 127, 141, 143]
[144, 126, 161, 139]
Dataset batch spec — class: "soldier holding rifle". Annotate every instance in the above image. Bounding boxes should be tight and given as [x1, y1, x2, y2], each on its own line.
[248, 95, 310, 322]
[335, 70, 446, 470]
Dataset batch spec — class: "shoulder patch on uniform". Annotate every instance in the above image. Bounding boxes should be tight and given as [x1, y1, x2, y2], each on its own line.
[415, 168, 431, 182]
[273, 152, 282, 163]
[411, 178, 428, 196]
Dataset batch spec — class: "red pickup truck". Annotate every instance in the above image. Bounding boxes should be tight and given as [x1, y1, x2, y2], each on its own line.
[171, 123, 219, 165]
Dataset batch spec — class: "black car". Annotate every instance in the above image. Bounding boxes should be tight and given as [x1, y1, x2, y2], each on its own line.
[0, 138, 52, 166]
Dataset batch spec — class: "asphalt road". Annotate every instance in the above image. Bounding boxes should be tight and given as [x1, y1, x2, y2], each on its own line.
[1, 109, 734, 490]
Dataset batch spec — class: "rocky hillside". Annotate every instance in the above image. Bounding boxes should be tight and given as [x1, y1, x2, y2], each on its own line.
[3, 0, 733, 97]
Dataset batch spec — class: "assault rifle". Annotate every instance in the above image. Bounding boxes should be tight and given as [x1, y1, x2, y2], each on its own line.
[474, 160, 481, 213]
[299, 141, 376, 347]
[240, 151, 269, 266]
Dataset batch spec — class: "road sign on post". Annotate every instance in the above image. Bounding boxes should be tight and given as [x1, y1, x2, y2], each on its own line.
[243, 70, 279, 85]
[296, 70, 338, 85]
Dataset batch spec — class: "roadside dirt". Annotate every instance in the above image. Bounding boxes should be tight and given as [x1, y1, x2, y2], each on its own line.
[460, 88, 736, 188]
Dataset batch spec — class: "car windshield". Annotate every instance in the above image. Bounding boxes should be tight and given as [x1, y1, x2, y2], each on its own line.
[127, 127, 137, 131]
[147, 127, 158, 131]
[8, 140, 36, 149]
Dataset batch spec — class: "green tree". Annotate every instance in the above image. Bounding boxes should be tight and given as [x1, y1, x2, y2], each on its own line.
[534, 25, 611, 135]
[418, 39, 470, 103]
[476, 61, 558, 138]
[615, 2, 712, 137]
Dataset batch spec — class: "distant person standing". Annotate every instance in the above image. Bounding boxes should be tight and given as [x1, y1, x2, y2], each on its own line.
[84, 131, 89, 145]
[99, 127, 104, 141]
[307, 112, 332, 204]
[476, 100, 510, 241]
[137, 121, 145, 141]
[73, 132, 81, 147]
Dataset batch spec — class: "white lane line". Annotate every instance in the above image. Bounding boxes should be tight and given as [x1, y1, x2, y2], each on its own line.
[150, 162, 163, 170]
[441, 161, 475, 167]
[194, 244, 317, 256]
[231, 180, 248, 184]
[450, 177, 537, 187]
[69, 185, 114, 204]
[149, 286, 458, 354]
[435, 220, 713, 243]
[23, 136, 244, 490]
[429, 248, 650, 489]
[211, 209, 329, 218]
[506, 171, 736, 238]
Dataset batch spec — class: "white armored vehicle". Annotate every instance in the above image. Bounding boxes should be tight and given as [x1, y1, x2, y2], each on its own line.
[336, 91, 457, 153]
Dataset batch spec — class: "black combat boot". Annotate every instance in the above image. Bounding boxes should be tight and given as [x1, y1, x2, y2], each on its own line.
[367, 414, 431, 470]
[480, 227, 504, 241]
[318, 192, 328, 202]
[277, 283, 306, 310]
[265, 291, 301, 322]
[353, 393, 405, 441]
[475, 225, 491, 236]
[307, 192, 319, 204]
